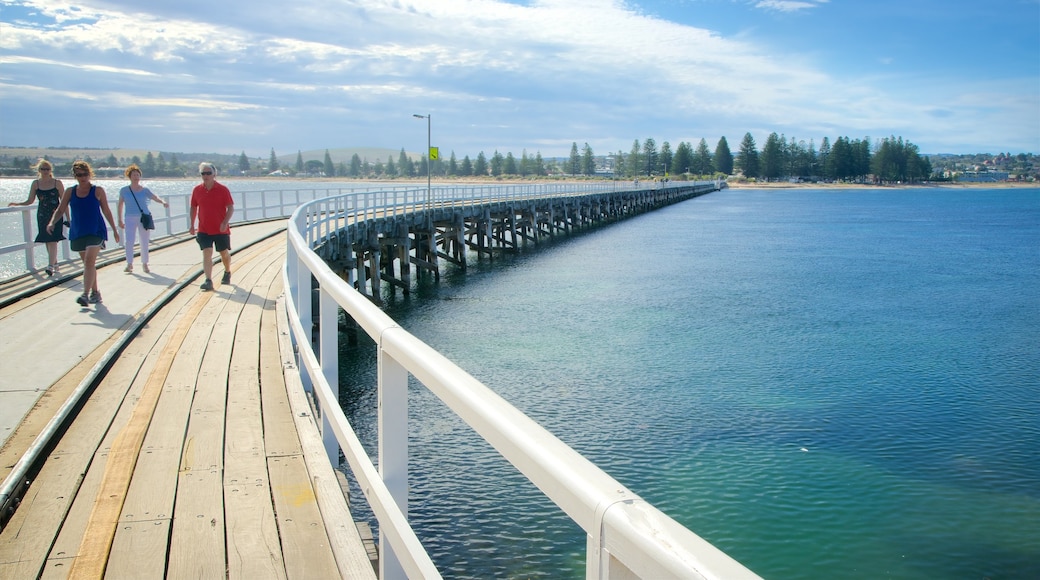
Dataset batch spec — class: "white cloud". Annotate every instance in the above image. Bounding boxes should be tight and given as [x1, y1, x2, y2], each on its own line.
[0, 55, 158, 76]
[755, 0, 828, 12]
[0, 0, 1035, 154]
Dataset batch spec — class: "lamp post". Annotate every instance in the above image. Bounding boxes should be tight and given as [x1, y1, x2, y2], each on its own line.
[412, 113, 431, 213]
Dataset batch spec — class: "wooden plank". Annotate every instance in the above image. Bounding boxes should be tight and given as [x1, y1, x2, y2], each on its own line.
[166, 239, 282, 578]
[106, 268, 249, 577]
[110, 238, 280, 577]
[225, 252, 287, 580]
[37, 449, 107, 579]
[274, 294, 379, 579]
[256, 255, 302, 459]
[0, 289, 196, 579]
[258, 258, 371, 577]
[66, 288, 214, 578]
[267, 454, 342, 580]
[259, 306, 303, 459]
[43, 288, 197, 575]
[0, 454, 84, 579]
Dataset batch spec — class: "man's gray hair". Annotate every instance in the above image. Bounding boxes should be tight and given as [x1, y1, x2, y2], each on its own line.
[198, 162, 217, 175]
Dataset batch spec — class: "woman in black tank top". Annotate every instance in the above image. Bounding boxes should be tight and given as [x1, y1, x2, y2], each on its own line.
[7, 159, 68, 276]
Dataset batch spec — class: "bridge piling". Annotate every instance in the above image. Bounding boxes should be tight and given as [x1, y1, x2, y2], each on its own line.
[314, 183, 721, 302]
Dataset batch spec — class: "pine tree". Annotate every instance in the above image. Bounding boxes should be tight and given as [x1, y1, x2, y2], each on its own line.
[268, 148, 279, 172]
[761, 132, 783, 180]
[581, 143, 595, 176]
[504, 152, 518, 175]
[659, 141, 673, 176]
[324, 150, 334, 176]
[642, 138, 658, 176]
[736, 132, 759, 178]
[693, 139, 714, 175]
[714, 137, 733, 175]
[399, 148, 415, 177]
[448, 151, 458, 176]
[671, 142, 693, 176]
[569, 142, 581, 175]
[626, 140, 642, 178]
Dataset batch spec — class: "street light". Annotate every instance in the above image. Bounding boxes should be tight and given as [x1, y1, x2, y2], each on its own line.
[412, 113, 431, 213]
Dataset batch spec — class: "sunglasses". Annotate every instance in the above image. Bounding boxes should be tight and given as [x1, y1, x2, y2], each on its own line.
[74, 172, 89, 178]
[40, 168, 51, 172]
[200, 171, 213, 176]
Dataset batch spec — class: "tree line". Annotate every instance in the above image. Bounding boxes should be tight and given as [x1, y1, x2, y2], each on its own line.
[256, 133, 930, 184]
[734, 133, 932, 183]
[0, 134, 974, 184]
[2, 151, 204, 178]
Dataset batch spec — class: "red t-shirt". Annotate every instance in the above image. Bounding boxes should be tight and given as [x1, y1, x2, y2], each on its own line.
[190, 182, 234, 235]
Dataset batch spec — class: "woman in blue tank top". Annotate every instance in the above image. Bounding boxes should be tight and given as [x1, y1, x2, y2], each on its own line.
[47, 160, 120, 308]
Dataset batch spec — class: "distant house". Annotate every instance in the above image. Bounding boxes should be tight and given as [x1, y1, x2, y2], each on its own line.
[959, 170, 1009, 182]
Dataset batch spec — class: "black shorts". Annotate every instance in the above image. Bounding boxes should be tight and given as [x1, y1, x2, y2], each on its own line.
[71, 235, 105, 252]
[196, 233, 231, 252]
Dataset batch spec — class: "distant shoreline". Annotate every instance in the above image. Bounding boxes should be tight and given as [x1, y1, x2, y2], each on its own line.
[2, 173, 1034, 190]
[723, 180, 1037, 189]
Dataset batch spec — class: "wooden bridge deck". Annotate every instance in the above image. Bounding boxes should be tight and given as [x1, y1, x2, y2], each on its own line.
[0, 223, 376, 579]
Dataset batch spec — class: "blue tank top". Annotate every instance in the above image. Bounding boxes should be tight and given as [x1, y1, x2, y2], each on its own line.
[68, 185, 108, 241]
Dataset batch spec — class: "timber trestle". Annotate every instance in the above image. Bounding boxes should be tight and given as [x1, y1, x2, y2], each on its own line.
[316, 184, 718, 303]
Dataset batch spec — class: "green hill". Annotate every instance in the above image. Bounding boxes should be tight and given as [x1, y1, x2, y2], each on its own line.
[294, 147, 421, 166]
[1, 146, 423, 168]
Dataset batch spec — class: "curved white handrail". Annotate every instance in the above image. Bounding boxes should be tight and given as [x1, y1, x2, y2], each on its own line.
[282, 182, 759, 579]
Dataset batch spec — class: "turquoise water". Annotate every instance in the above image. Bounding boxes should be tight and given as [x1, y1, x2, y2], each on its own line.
[339, 187, 1040, 579]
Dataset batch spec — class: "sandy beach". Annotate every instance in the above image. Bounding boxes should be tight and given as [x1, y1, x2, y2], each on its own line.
[722, 179, 1036, 190]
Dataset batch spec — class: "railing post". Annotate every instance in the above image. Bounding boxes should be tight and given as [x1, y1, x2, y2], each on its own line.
[378, 342, 410, 580]
[319, 287, 340, 463]
[20, 210, 35, 271]
[295, 238, 314, 394]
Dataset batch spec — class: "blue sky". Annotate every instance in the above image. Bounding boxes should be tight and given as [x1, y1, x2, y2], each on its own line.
[1, 0, 1037, 159]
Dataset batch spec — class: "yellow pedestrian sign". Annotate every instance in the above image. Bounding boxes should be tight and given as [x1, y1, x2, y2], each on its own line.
[429, 147, 439, 161]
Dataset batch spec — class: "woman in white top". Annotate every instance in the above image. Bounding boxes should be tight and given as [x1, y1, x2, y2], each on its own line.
[117, 164, 168, 273]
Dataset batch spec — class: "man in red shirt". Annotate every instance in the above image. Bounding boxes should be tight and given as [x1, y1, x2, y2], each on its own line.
[189, 162, 234, 291]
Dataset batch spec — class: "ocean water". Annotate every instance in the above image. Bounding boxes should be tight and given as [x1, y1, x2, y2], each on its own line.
[339, 187, 1040, 579]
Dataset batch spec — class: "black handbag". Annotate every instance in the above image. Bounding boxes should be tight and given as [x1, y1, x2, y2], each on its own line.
[129, 187, 155, 230]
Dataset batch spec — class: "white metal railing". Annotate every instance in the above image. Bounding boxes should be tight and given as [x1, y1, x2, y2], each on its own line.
[1, 179, 700, 278]
[283, 182, 759, 579]
[0, 184, 423, 280]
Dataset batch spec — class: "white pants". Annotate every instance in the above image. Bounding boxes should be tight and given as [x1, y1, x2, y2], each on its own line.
[124, 214, 152, 265]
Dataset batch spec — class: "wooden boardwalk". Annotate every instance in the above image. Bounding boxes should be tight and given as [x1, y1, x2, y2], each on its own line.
[0, 225, 377, 579]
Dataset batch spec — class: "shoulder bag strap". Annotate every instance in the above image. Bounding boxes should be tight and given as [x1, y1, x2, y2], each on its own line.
[128, 186, 149, 215]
